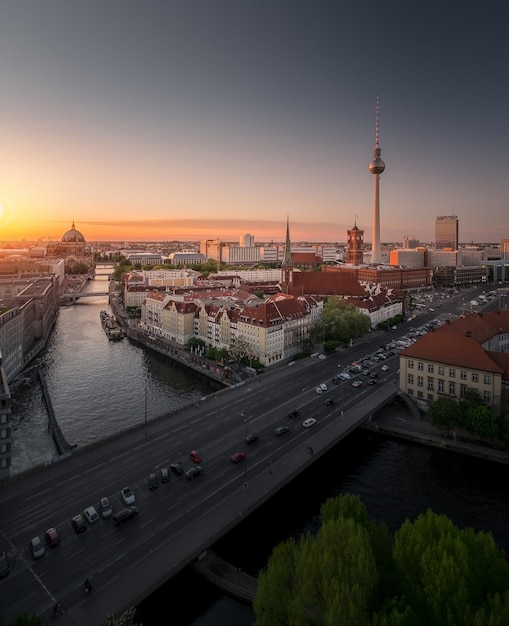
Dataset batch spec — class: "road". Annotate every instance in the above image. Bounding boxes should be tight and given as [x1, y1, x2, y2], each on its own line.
[0, 285, 490, 624]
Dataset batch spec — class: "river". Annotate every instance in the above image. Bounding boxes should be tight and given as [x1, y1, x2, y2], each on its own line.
[9, 270, 509, 625]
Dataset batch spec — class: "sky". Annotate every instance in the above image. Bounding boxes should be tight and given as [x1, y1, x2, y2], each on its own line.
[0, 1, 507, 245]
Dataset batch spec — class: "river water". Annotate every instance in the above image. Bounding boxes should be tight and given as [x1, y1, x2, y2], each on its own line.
[9, 271, 509, 626]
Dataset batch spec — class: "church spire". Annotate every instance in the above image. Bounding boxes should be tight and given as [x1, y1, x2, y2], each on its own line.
[283, 214, 293, 266]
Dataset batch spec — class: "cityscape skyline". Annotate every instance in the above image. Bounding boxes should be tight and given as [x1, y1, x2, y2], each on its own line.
[0, 2, 507, 244]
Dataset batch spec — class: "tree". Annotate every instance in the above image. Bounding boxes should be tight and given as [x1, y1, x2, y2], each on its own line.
[464, 405, 499, 440]
[428, 397, 462, 434]
[103, 607, 142, 626]
[315, 297, 371, 349]
[254, 494, 509, 626]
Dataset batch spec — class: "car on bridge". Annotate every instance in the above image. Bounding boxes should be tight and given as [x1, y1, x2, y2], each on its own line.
[113, 506, 139, 526]
[148, 473, 158, 490]
[190, 450, 202, 463]
[245, 434, 259, 445]
[170, 462, 184, 475]
[231, 451, 246, 464]
[99, 497, 113, 519]
[352, 380, 363, 388]
[274, 425, 289, 436]
[84, 506, 99, 524]
[29, 536, 45, 560]
[160, 468, 170, 483]
[185, 465, 203, 480]
[288, 410, 300, 418]
[121, 487, 136, 505]
[302, 418, 317, 429]
[324, 399, 334, 406]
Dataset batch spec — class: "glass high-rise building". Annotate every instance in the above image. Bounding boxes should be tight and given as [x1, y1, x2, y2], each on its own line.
[435, 215, 459, 250]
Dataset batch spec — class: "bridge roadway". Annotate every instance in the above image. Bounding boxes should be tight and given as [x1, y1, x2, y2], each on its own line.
[0, 350, 400, 625]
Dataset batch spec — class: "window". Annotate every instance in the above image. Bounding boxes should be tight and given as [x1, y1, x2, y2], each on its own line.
[438, 366, 445, 375]
[460, 385, 467, 397]
[408, 388, 414, 396]
[428, 364, 434, 373]
[483, 390, 491, 403]
[417, 376, 424, 387]
[408, 360, 414, 369]
[427, 393, 434, 401]
[427, 377, 434, 389]
[407, 374, 414, 385]
[472, 372, 479, 382]
[484, 374, 492, 385]
[460, 370, 467, 380]
[417, 390, 424, 398]
[438, 380, 444, 393]
[449, 368, 455, 378]
[449, 382, 456, 396]
[0, 428, 9, 439]
[417, 362, 424, 371]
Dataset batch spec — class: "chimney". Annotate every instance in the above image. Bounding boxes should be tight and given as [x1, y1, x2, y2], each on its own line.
[466, 331, 472, 337]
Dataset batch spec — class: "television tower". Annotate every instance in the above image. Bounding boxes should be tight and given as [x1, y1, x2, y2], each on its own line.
[368, 95, 385, 264]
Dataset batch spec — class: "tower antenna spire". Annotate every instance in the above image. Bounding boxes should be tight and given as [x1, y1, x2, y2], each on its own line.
[368, 94, 385, 265]
[375, 93, 380, 148]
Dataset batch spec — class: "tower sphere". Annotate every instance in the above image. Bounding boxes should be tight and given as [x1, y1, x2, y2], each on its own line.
[369, 149, 385, 175]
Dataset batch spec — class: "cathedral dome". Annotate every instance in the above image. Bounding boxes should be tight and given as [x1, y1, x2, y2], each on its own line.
[61, 221, 86, 243]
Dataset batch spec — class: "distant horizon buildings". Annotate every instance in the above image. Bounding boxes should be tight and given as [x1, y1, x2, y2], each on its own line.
[435, 215, 459, 250]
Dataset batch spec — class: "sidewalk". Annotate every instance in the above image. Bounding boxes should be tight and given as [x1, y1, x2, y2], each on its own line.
[364, 397, 509, 466]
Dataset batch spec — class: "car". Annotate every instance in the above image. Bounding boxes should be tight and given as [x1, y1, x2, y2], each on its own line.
[302, 418, 317, 428]
[185, 465, 203, 480]
[29, 536, 45, 560]
[99, 497, 113, 519]
[245, 434, 259, 445]
[170, 462, 184, 476]
[113, 506, 139, 526]
[287, 410, 300, 418]
[315, 387, 323, 394]
[84, 506, 99, 523]
[352, 380, 363, 388]
[44, 527, 61, 548]
[121, 487, 136, 505]
[0, 552, 10, 578]
[231, 451, 246, 464]
[320, 383, 328, 391]
[189, 450, 202, 463]
[71, 514, 87, 534]
[324, 399, 335, 406]
[274, 425, 289, 436]
[368, 379, 377, 386]
[369, 372, 378, 378]
[148, 473, 158, 490]
[381, 365, 389, 371]
[160, 467, 170, 483]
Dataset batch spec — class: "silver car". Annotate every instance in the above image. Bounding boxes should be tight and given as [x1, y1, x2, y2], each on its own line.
[29, 536, 45, 560]
[99, 497, 113, 519]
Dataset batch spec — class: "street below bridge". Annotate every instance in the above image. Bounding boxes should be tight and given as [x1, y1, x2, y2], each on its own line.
[0, 349, 399, 625]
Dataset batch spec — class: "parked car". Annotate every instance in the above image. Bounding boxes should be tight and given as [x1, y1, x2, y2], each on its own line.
[275, 426, 289, 436]
[352, 380, 363, 388]
[170, 462, 184, 476]
[99, 497, 113, 519]
[320, 383, 328, 391]
[369, 372, 378, 378]
[287, 410, 300, 418]
[84, 506, 99, 523]
[245, 434, 259, 445]
[189, 450, 202, 463]
[231, 451, 246, 464]
[44, 527, 61, 548]
[71, 514, 87, 534]
[368, 379, 377, 386]
[381, 365, 389, 371]
[302, 418, 317, 428]
[185, 465, 203, 480]
[324, 399, 335, 406]
[113, 506, 139, 527]
[315, 387, 323, 394]
[29, 536, 45, 560]
[121, 487, 136, 505]
[160, 468, 170, 483]
[0, 552, 10, 578]
[148, 473, 158, 490]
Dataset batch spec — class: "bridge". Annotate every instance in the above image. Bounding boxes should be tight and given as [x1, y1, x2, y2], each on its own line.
[0, 350, 399, 625]
[60, 290, 111, 303]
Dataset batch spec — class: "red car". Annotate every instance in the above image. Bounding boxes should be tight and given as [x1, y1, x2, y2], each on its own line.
[190, 450, 202, 463]
[231, 451, 246, 464]
[44, 527, 61, 548]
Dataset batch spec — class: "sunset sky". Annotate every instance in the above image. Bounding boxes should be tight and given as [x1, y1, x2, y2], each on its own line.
[0, 1, 507, 244]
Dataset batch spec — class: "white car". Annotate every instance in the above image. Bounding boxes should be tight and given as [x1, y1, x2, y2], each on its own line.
[381, 365, 389, 371]
[99, 497, 113, 519]
[121, 487, 136, 505]
[319, 383, 328, 391]
[84, 506, 99, 524]
[315, 387, 323, 394]
[302, 418, 317, 429]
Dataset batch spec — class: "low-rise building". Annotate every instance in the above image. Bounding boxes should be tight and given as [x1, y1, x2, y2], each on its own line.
[399, 310, 509, 417]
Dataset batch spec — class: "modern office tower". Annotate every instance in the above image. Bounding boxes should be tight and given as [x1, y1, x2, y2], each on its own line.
[368, 95, 385, 264]
[403, 236, 419, 249]
[435, 215, 459, 250]
[240, 233, 255, 247]
[346, 221, 364, 265]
